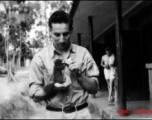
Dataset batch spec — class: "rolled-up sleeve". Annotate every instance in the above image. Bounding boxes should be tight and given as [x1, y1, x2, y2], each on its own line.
[84, 49, 100, 87]
[29, 54, 44, 98]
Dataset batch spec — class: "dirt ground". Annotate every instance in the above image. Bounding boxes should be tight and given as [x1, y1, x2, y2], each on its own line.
[2, 67, 152, 119]
[0, 67, 112, 119]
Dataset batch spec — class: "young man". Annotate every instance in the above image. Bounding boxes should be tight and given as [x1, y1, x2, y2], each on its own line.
[101, 47, 116, 103]
[29, 10, 99, 119]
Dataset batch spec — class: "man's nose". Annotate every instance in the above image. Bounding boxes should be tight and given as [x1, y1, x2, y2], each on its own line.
[59, 34, 64, 42]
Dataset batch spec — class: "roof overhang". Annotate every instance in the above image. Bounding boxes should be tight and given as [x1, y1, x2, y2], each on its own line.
[69, 1, 80, 19]
[70, 1, 152, 46]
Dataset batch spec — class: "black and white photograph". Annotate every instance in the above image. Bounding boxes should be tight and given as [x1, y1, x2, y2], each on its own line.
[0, 0, 152, 119]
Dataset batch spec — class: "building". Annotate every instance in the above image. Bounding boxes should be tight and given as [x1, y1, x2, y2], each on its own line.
[70, 1, 152, 101]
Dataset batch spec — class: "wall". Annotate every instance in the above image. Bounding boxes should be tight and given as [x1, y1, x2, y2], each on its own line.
[71, 1, 142, 46]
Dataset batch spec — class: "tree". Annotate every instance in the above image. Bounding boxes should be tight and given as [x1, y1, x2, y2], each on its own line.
[0, 1, 73, 69]
[7, 1, 41, 67]
[0, 34, 6, 65]
[50, 1, 72, 13]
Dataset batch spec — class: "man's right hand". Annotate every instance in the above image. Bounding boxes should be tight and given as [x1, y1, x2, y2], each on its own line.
[54, 75, 71, 90]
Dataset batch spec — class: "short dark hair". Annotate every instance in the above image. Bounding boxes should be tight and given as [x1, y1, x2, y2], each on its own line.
[48, 10, 73, 30]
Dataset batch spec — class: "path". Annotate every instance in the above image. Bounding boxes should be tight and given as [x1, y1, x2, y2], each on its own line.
[2, 67, 152, 119]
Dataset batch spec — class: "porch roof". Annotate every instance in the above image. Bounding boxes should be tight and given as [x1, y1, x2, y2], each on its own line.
[70, 1, 143, 46]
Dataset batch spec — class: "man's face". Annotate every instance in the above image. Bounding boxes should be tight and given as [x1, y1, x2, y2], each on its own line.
[50, 23, 72, 51]
[106, 50, 111, 56]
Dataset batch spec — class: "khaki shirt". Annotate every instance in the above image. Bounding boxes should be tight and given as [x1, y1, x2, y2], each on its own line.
[29, 43, 99, 108]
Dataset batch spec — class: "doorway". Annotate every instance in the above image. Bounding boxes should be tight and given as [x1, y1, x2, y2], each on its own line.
[122, 30, 149, 100]
[95, 29, 116, 91]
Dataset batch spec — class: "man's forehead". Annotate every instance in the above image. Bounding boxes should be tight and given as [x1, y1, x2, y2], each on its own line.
[50, 23, 70, 31]
[51, 23, 70, 27]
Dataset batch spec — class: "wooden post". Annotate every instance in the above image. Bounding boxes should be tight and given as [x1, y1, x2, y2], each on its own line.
[88, 16, 96, 98]
[88, 16, 94, 57]
[77, 33, 81, 46]
[115, 0, 127, 114]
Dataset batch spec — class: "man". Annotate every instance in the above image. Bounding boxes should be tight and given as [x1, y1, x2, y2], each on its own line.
[29, 10, 99, 119]
[101, 47, 116, 103]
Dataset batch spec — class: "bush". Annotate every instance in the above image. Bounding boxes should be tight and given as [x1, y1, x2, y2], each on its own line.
[0, 74, 46, 119]
[0, 66, 7, 74]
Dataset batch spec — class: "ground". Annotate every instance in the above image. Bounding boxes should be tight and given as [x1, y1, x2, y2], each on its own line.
[0, 67, 152, 119]
[89, 89, 152, 119]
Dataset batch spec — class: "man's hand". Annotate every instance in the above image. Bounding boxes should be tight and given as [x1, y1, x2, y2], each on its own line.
[66, 58, 82, 77]
[54, 75, 71, 90]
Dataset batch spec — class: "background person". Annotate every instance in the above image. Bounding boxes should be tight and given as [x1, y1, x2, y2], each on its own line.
[101, 47, 116, 103]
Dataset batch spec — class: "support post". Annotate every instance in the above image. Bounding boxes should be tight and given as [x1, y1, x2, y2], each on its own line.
[88, 16, 94, 57]
[88, 16, 97, 98]
[77, 33, 81, 46]
[115, 0, 127, 114]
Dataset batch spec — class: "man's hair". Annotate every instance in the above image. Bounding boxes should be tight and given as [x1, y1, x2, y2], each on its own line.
[48, 10, 73, 30]
[105, 47, 111, 52]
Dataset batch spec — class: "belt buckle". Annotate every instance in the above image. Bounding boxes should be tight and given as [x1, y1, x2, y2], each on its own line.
[63, 105, 76, 113]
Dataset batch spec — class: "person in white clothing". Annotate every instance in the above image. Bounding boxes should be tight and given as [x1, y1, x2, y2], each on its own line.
[101, 47, 116, 103]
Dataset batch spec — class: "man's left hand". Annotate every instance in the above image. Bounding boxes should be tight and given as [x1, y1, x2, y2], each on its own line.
[68, 60, 82, 77]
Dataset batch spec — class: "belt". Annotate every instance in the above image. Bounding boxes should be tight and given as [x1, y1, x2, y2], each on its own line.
[46, 102, 88, 113]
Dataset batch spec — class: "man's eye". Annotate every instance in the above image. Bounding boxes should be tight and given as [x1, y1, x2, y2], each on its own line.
[63, 32, 70, 37]
[54, 33, 60, 37]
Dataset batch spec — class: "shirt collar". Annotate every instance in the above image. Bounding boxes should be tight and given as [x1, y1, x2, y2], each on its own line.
[49, 43, 76, 58]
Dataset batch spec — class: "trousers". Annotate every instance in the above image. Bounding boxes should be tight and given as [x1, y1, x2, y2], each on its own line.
[44, 107, 92, 119]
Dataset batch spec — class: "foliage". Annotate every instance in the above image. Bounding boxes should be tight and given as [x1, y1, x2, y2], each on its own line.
[21, 42, 33, 59]
[51, 1, 72, 12]
[0, 1, 73, 63]
[0, 34, 5, 58]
